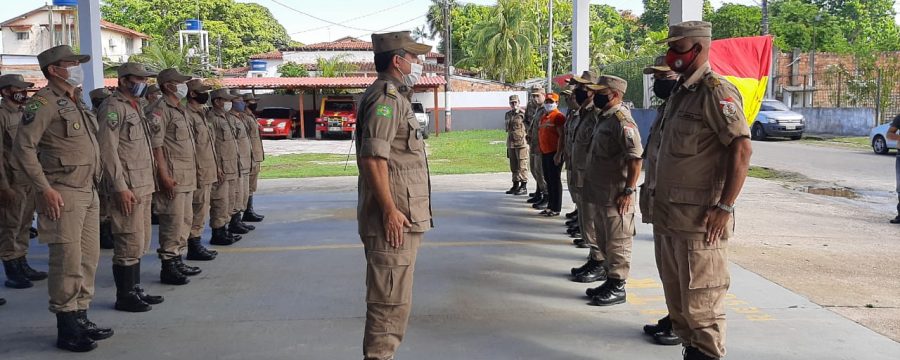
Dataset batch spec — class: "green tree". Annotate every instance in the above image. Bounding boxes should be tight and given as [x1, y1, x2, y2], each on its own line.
[128, 42, 203, 76]
[101, 0, 291, 68]
[708, 3, 762, 39]
[464, 0, 539, 83]
[641, 0, 715, 31]
[277, 62, 308, 77]
[315, 55, 358, 78]
[426, 0, 459, 53]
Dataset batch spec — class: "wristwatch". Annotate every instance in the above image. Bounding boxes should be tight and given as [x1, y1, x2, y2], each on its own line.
[623, 187, 636, 196]
[716, 202, 735, 213]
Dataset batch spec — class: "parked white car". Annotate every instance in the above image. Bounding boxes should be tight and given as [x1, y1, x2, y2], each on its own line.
[411, 102, 430, 139]
[751, 99, 805, 141]
[869, 123, 898, 154]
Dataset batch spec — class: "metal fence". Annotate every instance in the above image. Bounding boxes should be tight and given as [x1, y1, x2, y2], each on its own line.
[601, 56, 656, 108]
[773, 67, 900, 125]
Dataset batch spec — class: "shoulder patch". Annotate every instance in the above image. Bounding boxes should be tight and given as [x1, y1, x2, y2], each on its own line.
[719, 97, 738, 120]
[615, 111, 627, 122]
[21, 111, 35, 125]
[375, 104, 394, 118]
[24, 96, 47, 114]
[385, 83, 398, 99]
[705, 75, 722, 88]
[624, 124, 636, 140]
[107, 112, 120, 128]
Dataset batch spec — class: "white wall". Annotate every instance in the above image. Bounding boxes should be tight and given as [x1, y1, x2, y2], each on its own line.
[412, 91, 528, 110]
[1, 9, 142, 60]
[250, 59, 283, 78]
[100, 28, 142, 63]
[282, 50, 371, 65]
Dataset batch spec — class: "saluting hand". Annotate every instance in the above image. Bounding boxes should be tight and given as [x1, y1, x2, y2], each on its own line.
[160, 176, 178, 200]
[116, 190, 139, 216]
[704, 207, 730, 245]
[384, 208, 411, 249]
[41, 188, 65, 221]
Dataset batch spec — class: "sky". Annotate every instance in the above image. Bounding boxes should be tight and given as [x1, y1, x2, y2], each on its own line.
[2, 0, 900, 51]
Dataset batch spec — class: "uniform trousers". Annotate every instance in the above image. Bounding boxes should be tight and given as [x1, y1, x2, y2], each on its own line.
[110, 193, 152, 266]
[0, 183, 35, 261]
[40, 188, 99, 313]
[156, 191, 194, 260]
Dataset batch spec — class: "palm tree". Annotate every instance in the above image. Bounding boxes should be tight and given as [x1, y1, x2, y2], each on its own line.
[128, 41, 203, 76]
[316, 54, 358, 77]
[411, 25, 431, 42]
[425, 0, 457, 52]
[464, 0, 539, 83]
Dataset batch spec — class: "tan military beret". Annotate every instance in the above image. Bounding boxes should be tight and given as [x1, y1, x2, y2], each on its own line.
[37, 45, 90, 69]
[0, 74, 34, 89]
[372, 31, 432, 55]
[89, 87, 112, 101]
[117, 62, 157, 78]
[658, 21, 712, 44]
[157, 68, 191, 84]
[211, 88, 237, 100]
[586, 75, 628, 94]
[509, 94, 520, 102]
[187, 79, 211, 93]
[529, 85, 545, 94]
[570, 70, 598, 85]
[643, 56, 672, 74]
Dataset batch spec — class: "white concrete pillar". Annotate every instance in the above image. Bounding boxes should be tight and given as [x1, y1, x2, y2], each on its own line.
[77, 0, 103, 107]
[669, 0, 704, 24]
[571, 0, 589, 74]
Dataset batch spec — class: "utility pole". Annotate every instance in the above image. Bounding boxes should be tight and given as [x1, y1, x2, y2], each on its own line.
[443, 0, 453, 132]
[546, 0, 554, 93]
[761, 0, 769, 35]
[217, 35, 222, 69]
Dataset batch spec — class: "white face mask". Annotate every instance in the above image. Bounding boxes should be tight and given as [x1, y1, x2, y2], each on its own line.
[175, 83, 189, 99]
[222, 102, 232, 112]
[544, 103, 557, 112]
[398, 56, 423, 87]
[64, 65, 84, 87]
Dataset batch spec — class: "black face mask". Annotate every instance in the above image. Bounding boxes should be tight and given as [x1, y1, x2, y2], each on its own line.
[248, 103, 258, 112]
[593, 93, 610, 109]
[191, 92, 210, 104]
[653, 79, 678, 100]
[574, 89, 589, 105]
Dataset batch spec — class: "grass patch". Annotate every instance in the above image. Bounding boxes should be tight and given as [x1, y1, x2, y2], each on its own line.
[748, 166, 807, 181]
[260, 130, 509, 179]
[800, 136, 870, 150]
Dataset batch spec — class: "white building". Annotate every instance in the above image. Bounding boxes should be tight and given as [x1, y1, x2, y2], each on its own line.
[1, 5, 148, 63]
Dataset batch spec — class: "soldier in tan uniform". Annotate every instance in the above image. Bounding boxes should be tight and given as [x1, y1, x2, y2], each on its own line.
[653, 22, 752, 360]
[581, 76, 643, 306]
[150, 68, 201, 285]
[560, 84, 578, 221]
[504, 94, 528, 195]
[525, 85, 548, 207]
[241, 93, 265, 222]
[185, 79, 220, 260]
[207, 89, 242, 246]
[0, 74, 48, 290]
[227, 91, 255, 234]
[356, 31, 433, 360]
[13, 45, 112, 352]
[97, 62, 165, 312]
[562, 72, 598, 247]
[640, 56, 683, 347]
[89, 87, 115, 250]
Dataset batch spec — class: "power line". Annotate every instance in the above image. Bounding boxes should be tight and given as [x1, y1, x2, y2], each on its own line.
[352, 14, 428, 39]
[289, 0, 416, 35]
[268, 0, 380, 33]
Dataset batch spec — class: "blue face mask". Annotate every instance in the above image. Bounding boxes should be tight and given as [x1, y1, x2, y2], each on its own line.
[232, 102, 246, 112]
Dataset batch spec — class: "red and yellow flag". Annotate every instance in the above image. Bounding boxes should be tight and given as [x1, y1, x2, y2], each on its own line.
[709, 36, 773, 125]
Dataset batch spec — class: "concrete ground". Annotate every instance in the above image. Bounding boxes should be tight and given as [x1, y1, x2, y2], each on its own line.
[1, 173, 898, 359]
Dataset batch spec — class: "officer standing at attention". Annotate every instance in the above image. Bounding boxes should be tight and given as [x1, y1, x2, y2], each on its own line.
[207, 89, 242, 246]
[0, 74, 48, 290]
[525, 85, 548, 207]
[563, 72, 596, 246]
[640, 55, 682, 346]
[97, 62, 165, 312]
[583, 75, 643, 306]
[504, 94, 528, 195]
[184, 79, 220, 260]
[150, 68, 201, 285]
[356, 31, 433, 360]
[228, 90, 254, 234]
[88, 88, 115, 250]
[653, 21, 752, 360]
[241, 93, 265, 222]
[13, 45, 112, 352]
[560, 84, 578, 220]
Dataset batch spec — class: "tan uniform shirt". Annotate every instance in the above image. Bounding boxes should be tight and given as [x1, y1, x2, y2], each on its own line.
[639, 101, 668, 223]
[652, 62, 750, 237]
[208, 108, 239, 181]
[13, 82, 101, 192]
[505, 108, 526, 149]
[585, 104, 643, 206]
[528, 107, 547, 154]
[571, 104, 600, 186]
[150, 97, 198, 192]
[229, 111, 251, 176]
[0, 100, 24, 189]
[97, 92, 156, 197]
[355, 74, 432, 237]
[563, 107, 580, 159]
[243, 111, 265, 163]
[187, 103, 218, 186]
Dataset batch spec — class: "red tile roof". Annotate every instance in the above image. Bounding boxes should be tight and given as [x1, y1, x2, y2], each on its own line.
[100, 20, 149, 39]
[0, 6, 147, 39]
[249, 50, 283, 60]
[221, 76, 445, 89]
[288, 36, 373, 51]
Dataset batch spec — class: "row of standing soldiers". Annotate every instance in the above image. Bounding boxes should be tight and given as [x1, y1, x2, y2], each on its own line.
[503, 21, 752, 360]
[0, 44, 268, 353]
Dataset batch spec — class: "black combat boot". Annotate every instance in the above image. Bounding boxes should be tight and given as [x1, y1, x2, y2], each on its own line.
[645, 315, 683, 345]
[160, 258, 190, 285]
[526, 192, 543, 204]
[505, 181, 519, 194]
[227, 229, 242, 242]
[574, 260, 607, 283]
[29, 226, 38, 239]
[565, 218, 579, 227]
[75, 310, 114, 341]
[132, 262, 163, 305]
[210, 227, 235, 246]
[242, 196, 265, 222]
[56, 311, 97, 352]
[186, 238, 217, 261]
[239, 214, 256, 231]
[572, 238, 585, 247]
[99, 221, 114, 249]
[19, 257, 48, 281]
[112, 264, 151, 312]
[567, 226, 581, 235]
[3, 258, 33, 289]
[570, 258, 601, 276]
[590, 278, 626, 306]
[513, 182, 528, 196]
[228, 213, 250, 234]
[684, 346, 718, 360]
[565, 209, 578, 219]
[173, 256, 201, 276]
[532, 197, 549, 210]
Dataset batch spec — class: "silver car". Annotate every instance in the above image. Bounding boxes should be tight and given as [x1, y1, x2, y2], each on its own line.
[752, 99, 805, 140]
[869, 123, 898, 154]
[411, 102, 430, 139]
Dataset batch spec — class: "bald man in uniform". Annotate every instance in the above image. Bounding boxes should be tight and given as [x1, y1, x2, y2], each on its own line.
[653, 21, 752, 360]
[14, 45, 112, 352]
[356, 31, 433, 360]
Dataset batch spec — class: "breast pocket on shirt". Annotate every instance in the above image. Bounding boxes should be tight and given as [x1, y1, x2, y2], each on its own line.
[670, 113, 704, 156]
[59, 109, 86, 138]
[125, 114, 144, 141]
